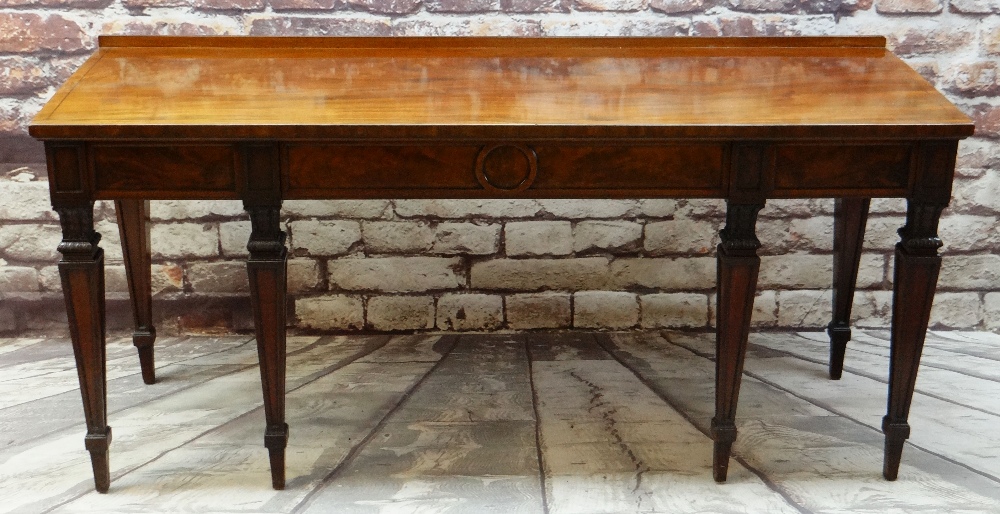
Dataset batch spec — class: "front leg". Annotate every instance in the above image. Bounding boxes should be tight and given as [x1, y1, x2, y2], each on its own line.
[246, 203, 288, 490]
[712, 201, 764, 482]
[56, 204, 112, 493]
[883, 199, 945, 480]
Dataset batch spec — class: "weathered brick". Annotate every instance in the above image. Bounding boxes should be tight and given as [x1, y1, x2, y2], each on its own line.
[758, 254, 833, 289]
[876, 0, 942, 12]
[219, 220, 251, 257]
[967, 103, 1000, 138]
[505, 292, 571, 329]
[395, 199, 542, 218]
[328, 257, 464, 292]
[644, 219, 718, 255]
[432, 222, 500, 255]
[288, 259, 322, 293]
[194, 0, 264, 9]
[500, 0, 566, 11]
[607, 257, 715, 290]
[0, 13, 88, 53]
[983, 18, 1000, 55]
[957, 138, 1000, 169]
[640, 293, 708, 328]
[471, 257, 609, 291]
[296, 296, 364, 330]
[0, 224, 61, 262]
[426, 0, 496, 11]
[150, 223, 219, 259]
[984, 292, 1000, 329]
[0, 60, 48, 95]
[857, 253, 887, 288]
[692, 13, 836, 36]
[284, 200, 391, 219]
[0, 266, 38, 293]
[539, 199, 639, 218]
[650, 0, 705, 13]
[729, 0, 796, 12]
[153, 264, 185, 293]
[289, 220, 361, 256]
[187, 262, 248, 293]
[437, 293, 503, 330]
[150, 200, 245, 221]
[102, 17, 238, 35]
[0, 180, 55, 221]
[574, 0, 645, 11]
[505, 221, 573, 256]
[347, 0, 422, 13]
[573, 220, 643, 253]
[270, 0, 337, 9]
[852, 290, 892, 327]
[574, 291, 638, 328]
[249, 16, 393, 36]
[862, 216, 902, 251]
[363, 221, 434, 253]
[760, 199, 834, 218]
[750, 290, 779, 327]
[883, 22, 976, 56]
[952, 173, 1000, 214]
[393, 17, 543, 36]
[777, 289, 830, 328]
[945, 61, 1000, 97]
[938, 255, 1000, 289]
[367, 295, 435, 330]
[939, 215, 1000, 251]
[638, 199, 678, 218]
[542, 18, 690, 36]
[929, 292, 982, 328]
[950, 0, 1000, 12]
[104, 265, 127, 293]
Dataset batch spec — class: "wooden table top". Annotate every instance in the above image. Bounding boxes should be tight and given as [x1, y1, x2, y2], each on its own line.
[30, 36, 973, 141]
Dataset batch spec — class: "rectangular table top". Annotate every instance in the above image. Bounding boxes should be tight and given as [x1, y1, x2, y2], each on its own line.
[30, 36, 973, 141]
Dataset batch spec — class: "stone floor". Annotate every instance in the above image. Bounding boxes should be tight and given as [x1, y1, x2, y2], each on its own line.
[2, 329, 999, 513]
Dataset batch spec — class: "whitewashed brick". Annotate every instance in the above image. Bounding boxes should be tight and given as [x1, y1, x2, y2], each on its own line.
[761, 216, 834, 253]
[863, 216, 903, 251]
[153, 264, 185, 294]
[296, 295, 364, 330]
[104, 265, 127, 293]
[363, 221, 434, 253]
[750, 290, 778, 327]
[395, 199, 541, 218]
[432, 222, 500, 255]
[96, 220, 122, 261]
[505, 221, 572, 256]
[574, 291, 638, 329]
[0, 266, 37, 292]
[537, 199, 638, 218]
[283, 200, 391, 219]
[187, 262, 248, 293]
[939, 255, 1000, 289]
[0, 180, 54, 221]
[288, 259, 322, 293]
[869, 198, 906, 214]
[638, 199, 678, 218]
[471, 258, 609, 291]
[0, 224, 61, 262]
[777, 289, 831, 328]
[328, 257, 464, 292]
[150, 200, 243, 220]
[640, 293, 708, 328]
[857, 253, 887, 288]
[219, 220, 251, 257]
[852, 291, 893, 328]
[930, 292, 982, 328]
[607, 257, 715, 290]
[573, 220, 642, 253]
[939, 215, 1000, 251]
[758, 254, 832, 289]
[505, 293, 571, 329]
[644, 219, 718, 255]
[289, 220, 361, 256]
[150, 223, 218, 259]
[984, 293, 1000, 330]
[367, 295, 435, 330]
[575, 0, 645, 10]
[674, 199, 725, 218]
[436, 293, 503, 330]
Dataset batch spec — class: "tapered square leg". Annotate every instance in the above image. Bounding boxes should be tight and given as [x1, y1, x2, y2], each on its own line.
[246, 204, 288, 490]
[827, 197, 870, 380]
[883, 199, 944, 480]
[712, 202, 764, 482]
[115, 199, 156, 385]
[57, 205, 112, 493]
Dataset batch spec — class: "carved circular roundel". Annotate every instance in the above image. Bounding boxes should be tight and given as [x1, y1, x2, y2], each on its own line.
[475, 144, 537, 192]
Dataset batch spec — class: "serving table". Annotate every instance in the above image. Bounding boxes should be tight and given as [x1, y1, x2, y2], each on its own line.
[29, 35, 973, 492]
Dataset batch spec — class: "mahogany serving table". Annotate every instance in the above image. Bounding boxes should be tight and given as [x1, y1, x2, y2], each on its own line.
[30, 36, 974, 492]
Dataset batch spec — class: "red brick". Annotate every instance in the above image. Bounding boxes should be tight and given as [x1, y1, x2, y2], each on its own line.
[649, 0, 705, 13]
[122, 0, 185, 6]
[0, 59, 48, 95]
[885, 23, 975, 56]
[347, 0, 422, 13]
[249, 16, 393, 36]
[394, 18, 542, 35]
[945, 61, 1000, 97]
[0, 0, 109, 6]
[270, 0, 338, 10]
[194, 0, 264, 9]
[692, 14, 835, 36]
[950, 0, 1000, 12]
[728, 0, 796, 12]
[0, 13, 87, 53]
[427, 0, 496, 11]
[876, 0, 942, 12]
[500, 0, 567, 10]
[967, 103, 1000, 138]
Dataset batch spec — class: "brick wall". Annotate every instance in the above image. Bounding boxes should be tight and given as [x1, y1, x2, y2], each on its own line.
[1, 3, 998, 335]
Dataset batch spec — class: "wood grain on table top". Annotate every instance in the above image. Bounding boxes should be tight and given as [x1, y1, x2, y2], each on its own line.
[29, 36, 974, 140]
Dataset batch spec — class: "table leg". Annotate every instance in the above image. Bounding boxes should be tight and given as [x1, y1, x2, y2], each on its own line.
[115, 199, 156, 385]
[712, 201, 764, 482]
[883, 198, 944, 480]
[827, 197, 870, 380]
[245, 204, 288, 490]
[56, 204, 112, 493]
